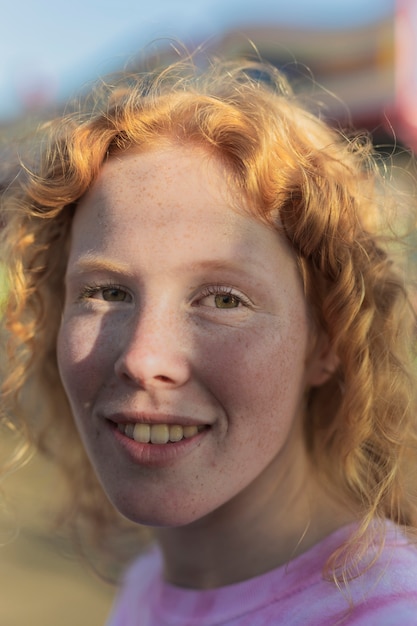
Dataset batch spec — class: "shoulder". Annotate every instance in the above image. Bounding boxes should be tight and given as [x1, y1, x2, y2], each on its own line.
[332, 523, 417, 625]
[272, 521, 417, 625]
[358, 522, 417, 593]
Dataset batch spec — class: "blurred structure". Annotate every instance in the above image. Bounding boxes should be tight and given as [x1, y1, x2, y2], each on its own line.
[129, 17, 395, 149]
[1, 5, 416, 155]
[210, 19, 395, 142]
[393, 0, 417, 152]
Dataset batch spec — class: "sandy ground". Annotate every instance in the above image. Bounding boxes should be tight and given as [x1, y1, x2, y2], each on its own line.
[0, 451, 117, 626]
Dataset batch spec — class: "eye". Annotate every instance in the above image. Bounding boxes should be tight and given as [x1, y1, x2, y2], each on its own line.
[196, 285, 250, 309]
[101, 287, 130, 302]
[79, 283, 132, 303]
[213, 293, 241, 309]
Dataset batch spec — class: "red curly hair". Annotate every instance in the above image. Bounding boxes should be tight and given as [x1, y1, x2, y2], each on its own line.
[1, 56, 416, 579]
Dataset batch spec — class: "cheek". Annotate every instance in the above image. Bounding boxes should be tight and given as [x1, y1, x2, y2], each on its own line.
[57, 316, 116, 404]
[201, 317, 309, 431]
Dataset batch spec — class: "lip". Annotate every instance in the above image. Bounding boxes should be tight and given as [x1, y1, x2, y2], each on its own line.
[105, 415, 211, 468]
[105, 411, 210, 428]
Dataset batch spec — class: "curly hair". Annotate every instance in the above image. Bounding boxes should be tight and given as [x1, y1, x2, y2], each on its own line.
[1, 56, 416, 579]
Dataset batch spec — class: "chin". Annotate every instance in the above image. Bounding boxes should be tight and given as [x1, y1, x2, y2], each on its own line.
[108, 494, 212, 529]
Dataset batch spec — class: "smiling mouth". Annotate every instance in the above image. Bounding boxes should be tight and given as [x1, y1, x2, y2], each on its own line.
[117, 422, 207, 444]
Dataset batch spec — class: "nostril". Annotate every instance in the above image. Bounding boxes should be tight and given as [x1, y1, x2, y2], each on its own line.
[155, 374, 173, 383]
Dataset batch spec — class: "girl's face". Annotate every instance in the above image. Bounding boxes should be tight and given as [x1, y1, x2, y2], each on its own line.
[57, 146, 328, 527]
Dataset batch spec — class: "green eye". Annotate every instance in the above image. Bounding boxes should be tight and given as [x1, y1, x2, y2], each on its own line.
[214, 293, 240, 308]
[102, 287, 128, 302]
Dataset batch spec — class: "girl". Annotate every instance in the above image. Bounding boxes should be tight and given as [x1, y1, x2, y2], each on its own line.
[1, 57, 417, 625]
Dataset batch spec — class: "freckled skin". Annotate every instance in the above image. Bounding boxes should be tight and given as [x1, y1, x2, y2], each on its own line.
[57, 146, 333, 543]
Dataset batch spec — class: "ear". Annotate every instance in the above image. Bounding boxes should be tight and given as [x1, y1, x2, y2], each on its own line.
[306, 332, 339, 387]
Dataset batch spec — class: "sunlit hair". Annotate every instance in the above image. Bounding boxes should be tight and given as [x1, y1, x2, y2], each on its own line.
[1, 55, 416, 580]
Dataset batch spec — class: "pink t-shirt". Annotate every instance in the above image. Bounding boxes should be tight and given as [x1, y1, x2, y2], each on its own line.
[106, 522, 417, 625]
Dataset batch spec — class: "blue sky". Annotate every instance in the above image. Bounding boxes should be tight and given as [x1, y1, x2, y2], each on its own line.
[1, 0, 394, 121]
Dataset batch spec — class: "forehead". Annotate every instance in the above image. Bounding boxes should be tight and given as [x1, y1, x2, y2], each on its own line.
[70, 146, 296, 275]
[84, 146, 235, 211]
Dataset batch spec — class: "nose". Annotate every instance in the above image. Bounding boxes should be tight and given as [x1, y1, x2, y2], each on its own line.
[114, 306, 191, 390]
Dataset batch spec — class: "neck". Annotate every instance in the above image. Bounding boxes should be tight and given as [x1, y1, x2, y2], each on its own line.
[155, 451, 356, 589]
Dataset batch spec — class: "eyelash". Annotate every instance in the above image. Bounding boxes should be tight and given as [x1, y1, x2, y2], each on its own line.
[76, 282, 251, 308]
[196, 284, 251, 308]
[78, 282, 130, 301]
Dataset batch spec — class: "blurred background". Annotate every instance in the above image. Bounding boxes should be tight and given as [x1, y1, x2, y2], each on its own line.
[1, 0, 416, 624]
[1, 0, 417, 151]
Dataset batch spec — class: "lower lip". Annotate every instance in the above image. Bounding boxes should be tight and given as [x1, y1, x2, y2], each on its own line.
[108, 422, 209, 468]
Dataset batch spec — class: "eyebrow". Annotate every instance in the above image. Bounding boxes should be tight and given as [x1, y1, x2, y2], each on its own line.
[67, 256, 133, 276]
[186, 257, 268, 276]
[67, 254, 268, 279]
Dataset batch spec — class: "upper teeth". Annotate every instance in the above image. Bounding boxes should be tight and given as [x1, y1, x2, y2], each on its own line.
[118, 422, 204, 444]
